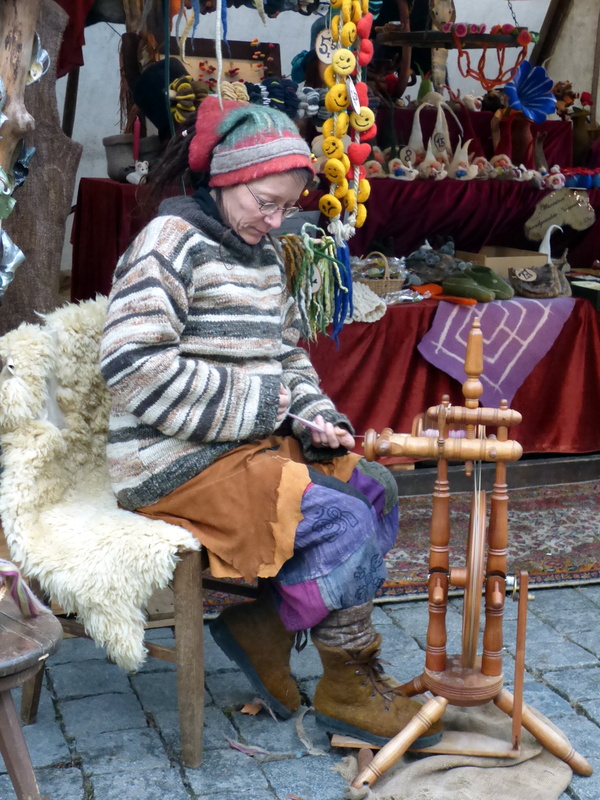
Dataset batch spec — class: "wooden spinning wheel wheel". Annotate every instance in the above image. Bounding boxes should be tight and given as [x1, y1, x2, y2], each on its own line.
[355, 318, 593, 789]
[462, 488, 486, 668]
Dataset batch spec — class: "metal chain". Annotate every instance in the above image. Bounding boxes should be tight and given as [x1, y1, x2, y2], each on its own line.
[506, 0, 520, 27]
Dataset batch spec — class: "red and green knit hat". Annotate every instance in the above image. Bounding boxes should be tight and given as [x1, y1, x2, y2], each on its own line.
[188, 96, 314, 187]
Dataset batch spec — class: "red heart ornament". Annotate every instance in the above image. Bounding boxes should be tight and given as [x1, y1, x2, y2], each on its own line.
[348, 142, 371, 165]
[358, 39, 374, 67]
[356, 13, 373, 39]
[355, 81, 369, 107]
[346, 165, 367, 181]
[360, 123, 378, 142]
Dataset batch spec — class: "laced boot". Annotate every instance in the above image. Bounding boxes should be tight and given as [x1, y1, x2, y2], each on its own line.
[209, 595, 301, 719]
[311, 604, 442, 747]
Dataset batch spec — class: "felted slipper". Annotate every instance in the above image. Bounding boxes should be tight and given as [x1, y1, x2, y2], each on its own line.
[441, 274, 495, 302]
[464, 265, 515, 299]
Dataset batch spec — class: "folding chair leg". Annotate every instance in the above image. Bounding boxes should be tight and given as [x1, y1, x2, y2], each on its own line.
[173, 549, 204, 768]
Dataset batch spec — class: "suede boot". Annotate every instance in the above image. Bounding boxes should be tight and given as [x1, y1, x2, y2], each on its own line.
[312, 633, 443, 747]
[209, 597, 301, 719]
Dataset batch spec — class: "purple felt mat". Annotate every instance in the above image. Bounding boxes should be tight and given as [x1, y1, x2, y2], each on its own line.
[417, 298, 576, 407]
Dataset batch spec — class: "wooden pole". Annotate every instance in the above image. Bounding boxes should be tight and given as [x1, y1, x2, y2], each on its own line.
[0, 0, 83, 333]
[528, 0, 574, 67]
[0, 0, 39, 183]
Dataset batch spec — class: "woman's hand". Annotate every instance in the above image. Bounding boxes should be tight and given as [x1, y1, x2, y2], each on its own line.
[275, 384, 291, 425]
[311, 414, 355, 450]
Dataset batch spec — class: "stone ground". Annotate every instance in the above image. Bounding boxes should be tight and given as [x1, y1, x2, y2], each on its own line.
[1, 584, 599, 800]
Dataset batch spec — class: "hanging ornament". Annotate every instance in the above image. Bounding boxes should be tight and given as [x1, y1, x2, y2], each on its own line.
[323, 0, 376, 244]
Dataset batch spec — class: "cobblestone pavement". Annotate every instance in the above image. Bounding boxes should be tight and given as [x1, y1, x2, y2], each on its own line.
[1, 584, 599, 800]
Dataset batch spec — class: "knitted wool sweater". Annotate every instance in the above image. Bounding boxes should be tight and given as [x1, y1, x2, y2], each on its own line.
[100, 195, 353, 510]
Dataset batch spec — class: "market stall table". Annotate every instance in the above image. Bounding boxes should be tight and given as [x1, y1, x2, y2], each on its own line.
[70, 179, 600, 456]
[71, 177, 600, 305]
[303, 297, 600, 456]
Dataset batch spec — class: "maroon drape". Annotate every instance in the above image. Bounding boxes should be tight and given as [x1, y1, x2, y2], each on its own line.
[71, 178, 600, 305]
[54, 0, 96, 78]
[375, 107, 572, 169]
[304, 298, 600, 456]
[302, 181, 600, 269]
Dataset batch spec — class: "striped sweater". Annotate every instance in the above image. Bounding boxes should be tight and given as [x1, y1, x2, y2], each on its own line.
[100, 195, 353, 510]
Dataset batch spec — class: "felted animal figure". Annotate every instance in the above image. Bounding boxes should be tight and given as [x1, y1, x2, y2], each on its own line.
[126, 160, 149, 185]
[418, 139, 447, 180]
[388, 159, 419, 181]
[405, 241, 465, 284]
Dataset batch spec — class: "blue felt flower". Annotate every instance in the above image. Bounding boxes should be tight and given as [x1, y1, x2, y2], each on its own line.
[503, 61, 557, 123]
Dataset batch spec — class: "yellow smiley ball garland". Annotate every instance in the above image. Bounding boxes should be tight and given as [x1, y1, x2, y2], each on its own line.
[318, 0, 377, 241]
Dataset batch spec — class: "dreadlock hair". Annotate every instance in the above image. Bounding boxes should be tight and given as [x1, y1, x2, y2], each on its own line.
[144, 110, 206, 214]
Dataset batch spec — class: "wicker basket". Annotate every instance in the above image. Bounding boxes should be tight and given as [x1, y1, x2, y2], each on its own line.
[356, 251, 407, 297]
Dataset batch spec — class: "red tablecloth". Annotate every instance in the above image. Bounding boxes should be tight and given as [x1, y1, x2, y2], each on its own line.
[303, 298, 600, 456]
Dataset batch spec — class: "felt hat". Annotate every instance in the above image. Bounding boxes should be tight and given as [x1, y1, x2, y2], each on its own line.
[188, 96, 314, 187]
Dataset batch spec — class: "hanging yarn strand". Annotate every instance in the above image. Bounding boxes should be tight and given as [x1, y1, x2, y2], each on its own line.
[278, 224, 351, 341]
[453, 32, 528, 91]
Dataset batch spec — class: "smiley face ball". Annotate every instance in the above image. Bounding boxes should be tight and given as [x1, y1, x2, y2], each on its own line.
[332, 48, 356, 77]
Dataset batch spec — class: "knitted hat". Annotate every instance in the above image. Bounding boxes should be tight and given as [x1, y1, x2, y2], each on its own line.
[188, 96, 314, 187]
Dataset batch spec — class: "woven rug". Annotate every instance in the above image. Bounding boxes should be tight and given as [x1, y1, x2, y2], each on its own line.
[377, 479, 600, 603]
[202, 480, 600, 614]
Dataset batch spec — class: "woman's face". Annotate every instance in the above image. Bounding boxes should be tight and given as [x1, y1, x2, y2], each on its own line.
[217, 172, 304, 245]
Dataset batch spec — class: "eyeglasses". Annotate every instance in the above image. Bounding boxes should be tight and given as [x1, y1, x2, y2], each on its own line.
[245, 184, 300, 219]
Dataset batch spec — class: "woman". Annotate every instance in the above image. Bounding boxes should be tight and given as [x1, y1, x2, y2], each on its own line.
[100, 96, 441, 748]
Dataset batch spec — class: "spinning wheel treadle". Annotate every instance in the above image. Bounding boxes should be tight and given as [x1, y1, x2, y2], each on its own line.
[353, 318, 593, 790]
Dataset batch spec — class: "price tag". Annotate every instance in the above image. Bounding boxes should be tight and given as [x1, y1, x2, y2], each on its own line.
[346, 77, 361, 114]
[311, 266, 323, 294]
[315, 29, 336, 64]
[513, 267, 538, 282]
[399, 146, 415, 167]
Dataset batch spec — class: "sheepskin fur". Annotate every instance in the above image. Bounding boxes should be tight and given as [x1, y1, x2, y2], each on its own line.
[0, 297, 198, 672]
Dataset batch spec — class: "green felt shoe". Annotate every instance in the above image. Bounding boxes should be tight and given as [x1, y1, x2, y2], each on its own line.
[442, 274, 495, 302]
[464, 265, 515, 300]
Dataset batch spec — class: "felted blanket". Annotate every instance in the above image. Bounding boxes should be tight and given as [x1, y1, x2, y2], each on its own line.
[417, 298, 576, 406]
[336, 701, 573, 800]
[0, 298, 198, 672]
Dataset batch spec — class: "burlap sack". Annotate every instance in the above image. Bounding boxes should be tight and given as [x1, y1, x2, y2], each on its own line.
[335, 701, 573, 800]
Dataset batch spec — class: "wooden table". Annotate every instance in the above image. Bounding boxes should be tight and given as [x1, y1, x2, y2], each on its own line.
[0, 594, 62, 800]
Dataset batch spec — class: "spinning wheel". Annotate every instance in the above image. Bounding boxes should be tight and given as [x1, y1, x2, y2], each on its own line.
[354, 318, 593, 789]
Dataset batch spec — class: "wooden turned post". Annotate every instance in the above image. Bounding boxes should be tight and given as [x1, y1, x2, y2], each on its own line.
[425, 402, 451, 672]
[482, 576, 505, 676]
[462, 318, 484, 476]
[426, 572, 448, 672]
[482, 406, 509, 676]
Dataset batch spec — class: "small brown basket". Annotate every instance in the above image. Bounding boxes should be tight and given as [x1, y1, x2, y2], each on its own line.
[356, 251, 406, 297]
